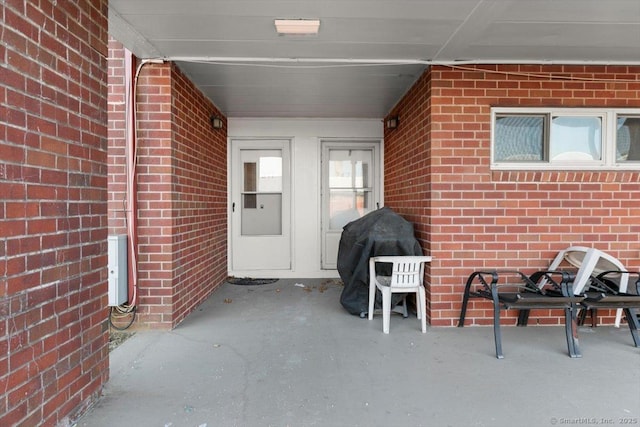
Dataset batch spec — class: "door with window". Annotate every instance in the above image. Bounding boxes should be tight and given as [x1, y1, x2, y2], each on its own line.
[231, 140, 291, 271]
[321, 141, 380, 269]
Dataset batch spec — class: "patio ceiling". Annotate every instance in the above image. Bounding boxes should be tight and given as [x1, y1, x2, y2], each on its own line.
[109, 0, 640, 119]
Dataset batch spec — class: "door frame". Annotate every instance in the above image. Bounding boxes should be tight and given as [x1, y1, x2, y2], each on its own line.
[228, 138, 293, 275]
[320, 139, 382, 270]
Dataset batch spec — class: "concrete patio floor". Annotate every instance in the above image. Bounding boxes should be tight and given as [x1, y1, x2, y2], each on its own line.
[78, 279, 640, 427]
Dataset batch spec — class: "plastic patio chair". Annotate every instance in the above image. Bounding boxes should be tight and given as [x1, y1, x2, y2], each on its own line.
[548, 246, 629, 326]
[368, 256, 432, 333]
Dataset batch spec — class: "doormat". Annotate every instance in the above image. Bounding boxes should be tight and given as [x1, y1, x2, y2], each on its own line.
[227, 277, 279, 286]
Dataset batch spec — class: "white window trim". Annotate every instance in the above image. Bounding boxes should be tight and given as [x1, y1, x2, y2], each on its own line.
[491, 107, 640, 171]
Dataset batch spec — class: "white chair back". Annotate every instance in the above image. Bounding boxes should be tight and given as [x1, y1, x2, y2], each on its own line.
[368, 255, 432, 333]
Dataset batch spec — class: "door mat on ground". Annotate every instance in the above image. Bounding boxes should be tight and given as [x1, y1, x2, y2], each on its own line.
[227, 277, 279, 286]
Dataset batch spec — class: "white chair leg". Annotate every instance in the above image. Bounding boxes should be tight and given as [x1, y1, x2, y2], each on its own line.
[402, 295, 408, 318]
[382, 288, 391, 334]
[368, 282, 376, 321]
[418, 287, 426, 333]
[368, 259, 377, 320]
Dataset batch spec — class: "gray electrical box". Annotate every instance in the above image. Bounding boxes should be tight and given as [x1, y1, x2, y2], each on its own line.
[108, 234, 128, 306]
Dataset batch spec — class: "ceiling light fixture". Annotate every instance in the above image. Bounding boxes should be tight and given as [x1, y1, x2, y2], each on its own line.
[274, 19, 320, 35]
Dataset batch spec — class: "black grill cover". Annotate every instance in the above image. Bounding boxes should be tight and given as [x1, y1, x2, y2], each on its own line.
[337, 207, 422, 316]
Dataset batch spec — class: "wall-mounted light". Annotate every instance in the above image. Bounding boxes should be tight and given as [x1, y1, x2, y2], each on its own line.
[210, 115, 224, 130]
[386, 116, 399, 130]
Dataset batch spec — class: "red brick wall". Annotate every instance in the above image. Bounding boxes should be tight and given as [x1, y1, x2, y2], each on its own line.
[131, 62, 174, 327]
[107, 39, 128, 236]
[170, 66, 228, 326]
[385, 65, 640, 327]
[1, 1, 109, 426]
[108, 49, 228, 329]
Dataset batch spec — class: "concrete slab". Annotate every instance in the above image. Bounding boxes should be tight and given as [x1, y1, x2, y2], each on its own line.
[78, 279, 640, 427]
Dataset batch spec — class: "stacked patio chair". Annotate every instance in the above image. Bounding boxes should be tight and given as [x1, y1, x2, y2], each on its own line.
[458, 247, 640, 359]
[578, 271, 640, 347]
[458, 269, 584, 359]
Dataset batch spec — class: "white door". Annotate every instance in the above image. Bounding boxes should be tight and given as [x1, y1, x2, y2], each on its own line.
[231, 140, 291, 271]
[321, 141, 380, 269]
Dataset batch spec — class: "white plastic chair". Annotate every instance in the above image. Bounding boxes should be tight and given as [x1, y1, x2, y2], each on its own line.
[368, 256, 432, 333]
[548, 246, 629, 326]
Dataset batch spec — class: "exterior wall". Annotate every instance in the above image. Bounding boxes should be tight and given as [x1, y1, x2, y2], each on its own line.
[169, 65, 228, 326]
[107, 39, 128, 236]
[131, 62, 174, 328]
[1, 1, 109, 426]
[108, 48, 228, 329]
[385, 65, 640, 327]
[383, 70, 433, 273]
[228, 118, 383, 278]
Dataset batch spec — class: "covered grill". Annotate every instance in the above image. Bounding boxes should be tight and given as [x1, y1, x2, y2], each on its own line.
[337, 207, 423, 316]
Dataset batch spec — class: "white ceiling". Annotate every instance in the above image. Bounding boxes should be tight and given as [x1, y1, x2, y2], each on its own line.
[109, 0, 640, 119]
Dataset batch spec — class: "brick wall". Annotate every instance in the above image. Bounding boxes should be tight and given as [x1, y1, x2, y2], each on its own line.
[131, 61, 174, 327]
[385, 65, 640, 327]
[107, 39, 128, 236]
[108, 47, 228, 329]
[170, 66, 228, 326]
[1, 1, 109, 426]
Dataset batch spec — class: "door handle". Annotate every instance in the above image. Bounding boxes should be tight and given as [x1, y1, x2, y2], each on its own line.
[232, 202, 235, 212]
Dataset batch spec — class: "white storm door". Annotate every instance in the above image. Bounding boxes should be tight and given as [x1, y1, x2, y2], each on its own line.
[231, 140, 291, 271]
[321, 142, 379, 269]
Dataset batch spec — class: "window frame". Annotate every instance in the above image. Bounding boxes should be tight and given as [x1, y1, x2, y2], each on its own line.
[491, 107, 640, 171]
[616, 113, 640, 163]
